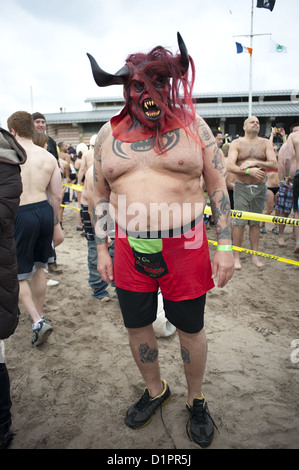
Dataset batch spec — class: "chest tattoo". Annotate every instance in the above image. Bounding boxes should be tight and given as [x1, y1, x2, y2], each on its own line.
[112, 129, 180, 159]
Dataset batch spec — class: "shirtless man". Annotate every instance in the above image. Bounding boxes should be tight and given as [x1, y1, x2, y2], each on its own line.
[77, 134, 97, 186]
[259, 143, 279, 235]
[274, 124, 299, 247]
[58, 142, 71, 224]
[80, 166, 115, 301]
[227, 116, 277, 269]
[7, 111, 62, 346]
[286, 130, 299, 253]
[88, 34, 234, 447]
[76, 136, 97, 230]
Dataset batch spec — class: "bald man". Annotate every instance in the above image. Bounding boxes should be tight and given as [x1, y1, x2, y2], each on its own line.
[227, 116, 277, 269]
[286, 130, 299, 253]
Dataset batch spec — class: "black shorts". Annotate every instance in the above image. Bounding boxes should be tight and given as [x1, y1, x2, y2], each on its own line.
[14, 200, 54, 280]
[293, 171, 299, 212]
[116, 287, 206, 334]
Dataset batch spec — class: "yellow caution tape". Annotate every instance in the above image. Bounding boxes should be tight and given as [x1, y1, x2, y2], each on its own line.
[59, 203, 299, 266]
[62, 188, 298, 226]
[204, 206, 299, 226]
[208, 240, 299, 266]
[61, 204, 80, 211]
[62, 183, 83, 192]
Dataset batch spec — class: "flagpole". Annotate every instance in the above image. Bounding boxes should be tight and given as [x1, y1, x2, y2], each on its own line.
[248, 0, 254, 117]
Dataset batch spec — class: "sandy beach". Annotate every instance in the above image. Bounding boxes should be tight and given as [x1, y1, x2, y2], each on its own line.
[5, 206, 299, 450]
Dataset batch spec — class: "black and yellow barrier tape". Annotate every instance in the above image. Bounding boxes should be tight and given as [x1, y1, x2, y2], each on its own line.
[208, 240, 299, 267]
[204, 206, 299, 227]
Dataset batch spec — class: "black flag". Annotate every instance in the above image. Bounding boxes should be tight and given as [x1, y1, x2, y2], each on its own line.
[256, 0, 276, 11]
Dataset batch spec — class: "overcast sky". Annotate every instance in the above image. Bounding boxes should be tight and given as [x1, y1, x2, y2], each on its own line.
[1, 0, 298, 128]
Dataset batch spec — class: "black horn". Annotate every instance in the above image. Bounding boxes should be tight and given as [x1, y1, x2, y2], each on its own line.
[177, 32, 189, 75]
[86, 53, 129, 87]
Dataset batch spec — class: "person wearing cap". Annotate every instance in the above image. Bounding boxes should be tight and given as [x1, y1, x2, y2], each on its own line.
[32, 112, 58, 161]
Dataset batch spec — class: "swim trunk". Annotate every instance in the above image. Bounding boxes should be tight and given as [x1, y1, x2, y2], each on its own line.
[268, 187, 279, 196]
[14, 200, 54, 280]
[233, 181, 267, 226]
[293, 170, 299, 213]
[114, 215, 214, 333]
[275, 181, 293, 214]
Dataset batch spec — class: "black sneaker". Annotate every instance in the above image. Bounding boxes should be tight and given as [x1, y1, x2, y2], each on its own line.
[186, 396, 218, 448]
[125, 379, 171, 429]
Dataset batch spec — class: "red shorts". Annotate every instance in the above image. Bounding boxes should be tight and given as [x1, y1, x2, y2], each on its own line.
[114, 216, 214, 301]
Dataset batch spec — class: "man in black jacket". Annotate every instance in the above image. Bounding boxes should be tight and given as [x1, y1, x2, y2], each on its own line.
[0, 127, 26, 449]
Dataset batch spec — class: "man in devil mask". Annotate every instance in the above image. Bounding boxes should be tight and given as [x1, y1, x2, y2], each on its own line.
[88, 33, 234, 448]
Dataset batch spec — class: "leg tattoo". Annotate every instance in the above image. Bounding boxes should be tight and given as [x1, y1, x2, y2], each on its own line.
[139, 343, 158, 363]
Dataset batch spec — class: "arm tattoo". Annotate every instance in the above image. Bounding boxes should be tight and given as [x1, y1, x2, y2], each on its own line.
[212, 148, 224, 173]
[210, 189, 231, 240]
[197, 118, 212, 142]
[92, 198, 111, 245]
[197, 116, 224, 174]
[139, 343, 158, 363]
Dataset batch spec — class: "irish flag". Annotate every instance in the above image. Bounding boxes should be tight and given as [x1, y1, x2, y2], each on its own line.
[235, 42, 253, 56]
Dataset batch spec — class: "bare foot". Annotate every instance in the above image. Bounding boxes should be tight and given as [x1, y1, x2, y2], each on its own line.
[294, 245, 299, 254]
[252, 255, 264, 268]
[234, 259, 242, 270]
[100, 297, 111, 303]
[278, 237, 286, 247]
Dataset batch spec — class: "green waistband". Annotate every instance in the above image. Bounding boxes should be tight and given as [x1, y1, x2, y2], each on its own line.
[128, 237, 163, 254]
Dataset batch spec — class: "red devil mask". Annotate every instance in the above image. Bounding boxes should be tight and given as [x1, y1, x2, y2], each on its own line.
[87, 33, 196, 152]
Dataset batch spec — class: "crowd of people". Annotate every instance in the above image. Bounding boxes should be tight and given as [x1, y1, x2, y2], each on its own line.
[0, 110, 118, 449]
[1, 34, 299, 450]
[1, 109, 299, 450]
[213, 121, 299, 269]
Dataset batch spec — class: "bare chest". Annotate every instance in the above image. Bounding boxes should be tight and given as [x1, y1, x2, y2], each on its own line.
[101, 129, 203, 182]
[238, 139, 267, 162]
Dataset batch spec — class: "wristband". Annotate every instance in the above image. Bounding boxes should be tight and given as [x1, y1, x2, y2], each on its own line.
[245, 168, 250, 175]
[217, 245, 233, 251]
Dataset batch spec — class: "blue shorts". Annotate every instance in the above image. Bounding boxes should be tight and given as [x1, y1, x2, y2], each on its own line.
[275, 182, 293, 214]
[14, 201, 54, 280]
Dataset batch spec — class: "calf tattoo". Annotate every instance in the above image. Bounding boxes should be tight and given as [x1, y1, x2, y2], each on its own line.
[139, 343, 158, 363]
[181, 347, 191, 364]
